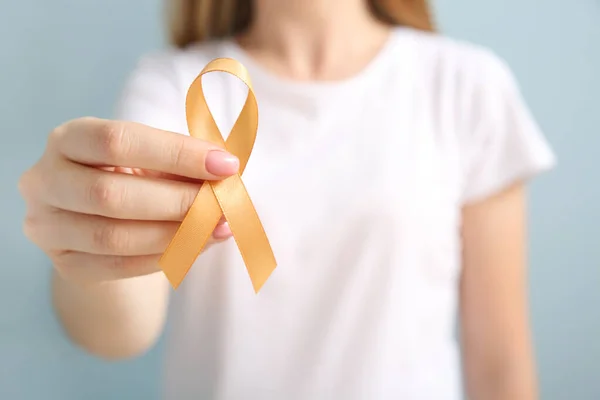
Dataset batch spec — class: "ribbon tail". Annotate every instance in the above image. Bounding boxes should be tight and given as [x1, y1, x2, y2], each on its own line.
[211, 176, 277, 293]
[159, 183, 222, 289]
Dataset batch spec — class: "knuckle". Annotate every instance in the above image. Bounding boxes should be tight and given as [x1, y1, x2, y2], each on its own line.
[22, 214, 38, 242]
[18, 169, 33, 198]
[51, 252, 78, 281]
[179, 185, 199, 220]
[47, 124, 67, 149]
[106, 254, 126, 271]
[19, 164, 45, 200]
[52, 260, 70, 279]
[87, 175, 125, 212]
[96, 121, 129, 162]
[93, 223, 128, 254]
[51, 252, 69, 270]
[166, 136, 189, 170]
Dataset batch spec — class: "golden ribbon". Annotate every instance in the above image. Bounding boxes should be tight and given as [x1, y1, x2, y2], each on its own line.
[159, 58, 277, 293]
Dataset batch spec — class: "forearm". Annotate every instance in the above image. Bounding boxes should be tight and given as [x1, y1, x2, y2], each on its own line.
[52, 269, 169, 360]
[465, 355, 538, 400]
[461, 185, 538, 400]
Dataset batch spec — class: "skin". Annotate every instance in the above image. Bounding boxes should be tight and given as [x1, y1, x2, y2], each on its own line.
[19, 0, 538, 398]
[19, 118, 238, 358]
[461, 184, 538, 399]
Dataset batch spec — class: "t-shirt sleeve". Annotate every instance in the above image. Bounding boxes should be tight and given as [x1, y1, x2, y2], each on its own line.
[460, 50, 556, 204]
[113, 52, 187, 135]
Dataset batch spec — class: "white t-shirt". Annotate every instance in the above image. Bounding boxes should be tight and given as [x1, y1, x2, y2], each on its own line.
[116, 27, 556, 400]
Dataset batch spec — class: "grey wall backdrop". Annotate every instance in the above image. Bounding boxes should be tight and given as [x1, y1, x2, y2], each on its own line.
[1, 0, 598, 399]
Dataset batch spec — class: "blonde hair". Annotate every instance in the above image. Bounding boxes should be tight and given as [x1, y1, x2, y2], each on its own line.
[168, 0, 436, 49]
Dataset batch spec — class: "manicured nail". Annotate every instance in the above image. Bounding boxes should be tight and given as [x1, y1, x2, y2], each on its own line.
[205, 150, 239, 176]
[213, 222, 232, 239]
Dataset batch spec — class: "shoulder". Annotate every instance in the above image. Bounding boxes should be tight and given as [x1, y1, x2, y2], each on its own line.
[394, 28, 520, 97]
[392, 28, 535, 142]
[392, 32, 556, 204]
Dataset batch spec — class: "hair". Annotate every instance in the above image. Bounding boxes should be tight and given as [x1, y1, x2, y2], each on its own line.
[167, 0, 436, 49]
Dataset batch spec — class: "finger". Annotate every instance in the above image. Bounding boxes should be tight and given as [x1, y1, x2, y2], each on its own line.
[114, 166, 199, 184]
[54, 252, 163, 283]
[134, 168, 205, 184]
[54, 118, 239, 180]
[53, 234, 228, 283]
[44, 160, 203, 221]
[31, 210, 180, 256]
[213, 221, 232, 240]
[39, 211, 231, 255]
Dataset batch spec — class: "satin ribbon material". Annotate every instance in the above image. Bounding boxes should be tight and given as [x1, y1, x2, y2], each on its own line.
[159, 58, 277, 293]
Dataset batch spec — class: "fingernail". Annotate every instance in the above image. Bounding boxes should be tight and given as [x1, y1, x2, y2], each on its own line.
[205, 150, 239, 176]
[213, 222, 232, 239]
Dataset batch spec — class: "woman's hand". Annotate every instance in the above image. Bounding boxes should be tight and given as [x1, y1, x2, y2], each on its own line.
[19, 117, 238, 284]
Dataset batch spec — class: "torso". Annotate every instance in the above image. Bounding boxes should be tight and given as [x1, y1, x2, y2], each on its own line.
[116, 27, 553, 400]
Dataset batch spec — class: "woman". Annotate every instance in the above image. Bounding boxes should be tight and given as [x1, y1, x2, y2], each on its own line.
[18, 0, 555, 399]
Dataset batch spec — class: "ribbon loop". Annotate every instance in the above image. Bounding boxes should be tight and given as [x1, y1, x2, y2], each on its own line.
[159, 58, 277, 293]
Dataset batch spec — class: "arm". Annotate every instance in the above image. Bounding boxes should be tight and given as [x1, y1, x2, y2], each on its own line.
[48, 54, 181, 360]
[52, 271, 170, 360]
[460, 183, 538, 400]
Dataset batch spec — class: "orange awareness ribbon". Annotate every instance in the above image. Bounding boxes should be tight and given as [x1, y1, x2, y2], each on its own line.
[159, 58, 277, 293]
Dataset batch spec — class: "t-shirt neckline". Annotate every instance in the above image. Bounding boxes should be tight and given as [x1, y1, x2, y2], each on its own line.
[220, 28, 404, 97]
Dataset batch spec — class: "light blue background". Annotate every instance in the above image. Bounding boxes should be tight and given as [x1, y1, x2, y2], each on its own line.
[1, 0, 598, 399]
